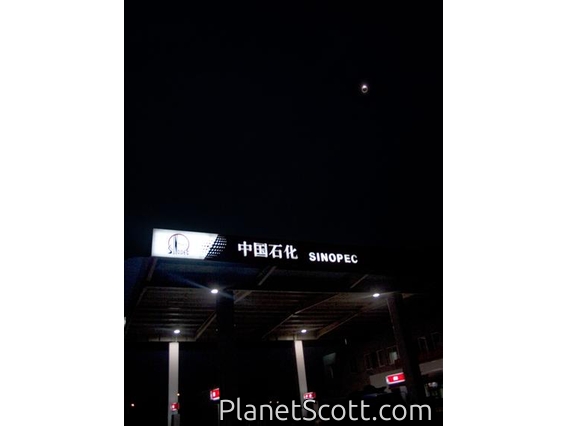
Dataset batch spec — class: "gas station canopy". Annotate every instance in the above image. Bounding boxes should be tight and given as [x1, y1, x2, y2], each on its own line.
[125, 229, 440, 343]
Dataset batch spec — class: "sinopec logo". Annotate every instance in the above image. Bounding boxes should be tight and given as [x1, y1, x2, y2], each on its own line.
[168, 233, 190, 255]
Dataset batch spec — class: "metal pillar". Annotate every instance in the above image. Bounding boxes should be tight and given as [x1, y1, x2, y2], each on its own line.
[217, 289, 236, 425]
[168, 342, 180, 426]
[387, 292, 426, 404]
[294, 340, 309, 416]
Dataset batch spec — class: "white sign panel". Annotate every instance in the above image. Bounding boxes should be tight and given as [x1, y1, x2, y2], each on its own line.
[151, 228, 222, 259]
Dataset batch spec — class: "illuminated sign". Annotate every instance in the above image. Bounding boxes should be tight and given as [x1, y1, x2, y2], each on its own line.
[303, 391, 316, 400]
[210, 388, 220, 401]
[171, 402, 179, 411]
[151, 229, 371, 271]
[386, 373, 405, 385]
[151, 229, 224, 259]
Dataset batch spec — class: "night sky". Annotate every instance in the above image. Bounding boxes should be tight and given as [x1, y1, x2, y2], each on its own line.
[125, 2, 442, 263]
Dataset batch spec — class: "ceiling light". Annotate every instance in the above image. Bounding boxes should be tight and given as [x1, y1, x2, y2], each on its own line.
[174, 329, 181, 334]
[373, 293, 380, 298]
[301, 329, 307, 334]
[211, 289, 219, 294]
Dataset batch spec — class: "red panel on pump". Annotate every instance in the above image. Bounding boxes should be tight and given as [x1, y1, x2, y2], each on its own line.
[386, 373, 406, 385]
[210, 388, 220, 401]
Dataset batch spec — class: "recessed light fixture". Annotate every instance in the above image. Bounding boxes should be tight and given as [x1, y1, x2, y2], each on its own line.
[174, 329, 181, 334]
[373, 293, 380, 298]
[361, 83, 369, 94]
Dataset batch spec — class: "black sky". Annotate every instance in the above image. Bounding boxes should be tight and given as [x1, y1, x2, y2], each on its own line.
[125, 2, 442, 263]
